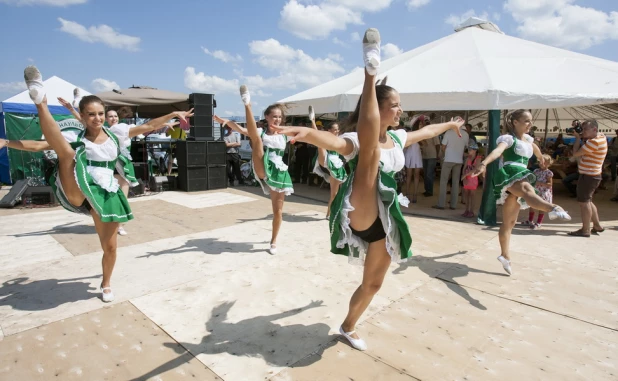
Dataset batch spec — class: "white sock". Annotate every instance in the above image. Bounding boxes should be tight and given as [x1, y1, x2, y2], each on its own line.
[362, 28, 381, 76]
[73, 88, 82, 109]
[308, 105, 315, 122]
[24, 66, 46, 105]
[240, 85, 250, 105]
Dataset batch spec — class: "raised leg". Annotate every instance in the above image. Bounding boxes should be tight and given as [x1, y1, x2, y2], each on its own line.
[508, 181, 554, 212]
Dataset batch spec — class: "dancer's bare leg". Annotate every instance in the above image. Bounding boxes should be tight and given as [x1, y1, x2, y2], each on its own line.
[499, 194, 520, 261]
[90, 208, 119, 296]
[115, 174, 130, 233]
[270, 191, 285, 246]
[508, 181, 553, 212]
[413, 168, 421, 198]
[405, 168, 412, 196]
[240, 86, 265, 179]
[327, 180, 340, 218]
[341, 240, 391, 335]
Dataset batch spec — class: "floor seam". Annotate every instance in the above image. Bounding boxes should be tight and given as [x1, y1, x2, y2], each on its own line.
[435, 276, 618, 332]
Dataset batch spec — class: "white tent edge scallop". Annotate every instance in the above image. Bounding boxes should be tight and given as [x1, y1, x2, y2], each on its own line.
[278, 20, 618, 115]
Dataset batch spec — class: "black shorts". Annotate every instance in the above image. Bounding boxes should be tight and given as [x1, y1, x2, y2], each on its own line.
[350, 216, 386, 243]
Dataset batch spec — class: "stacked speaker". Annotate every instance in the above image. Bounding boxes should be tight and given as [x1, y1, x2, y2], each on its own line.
[189, 93, 216, 141]
[176, 139, 227, 191]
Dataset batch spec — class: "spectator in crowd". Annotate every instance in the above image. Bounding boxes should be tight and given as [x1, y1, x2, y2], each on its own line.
[434, 120, 469, 210]
[568, 120, 608, 237]
[607, 129, 618, 181]
[223, 125, 244, 186]
[419, 117, 440, 197]
[293, 123, 311, 184]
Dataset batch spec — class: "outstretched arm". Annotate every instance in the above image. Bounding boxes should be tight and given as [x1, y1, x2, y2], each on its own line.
[405, 117, 464, 147]
[271, 125, 354, 157]
[470, 142, 508, 177]
[128, 109, 193, 138]
[57, 97, 82, 123]
[532, 143, 545, 167]
[0, 138, 51, 152]
[214, 115, 248, 136]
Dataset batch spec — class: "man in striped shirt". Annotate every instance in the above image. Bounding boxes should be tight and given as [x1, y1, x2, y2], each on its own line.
[569, 119, 608, 237]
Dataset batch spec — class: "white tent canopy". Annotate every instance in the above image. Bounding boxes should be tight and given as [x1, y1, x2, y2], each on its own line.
[0, 76, 90, 114]
[279, 22, 618, 114]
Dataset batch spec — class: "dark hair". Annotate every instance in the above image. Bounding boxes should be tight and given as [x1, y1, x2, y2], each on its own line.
[342, 84, 397, 133]
[505, 109, 530, 134]
[327, 122, 339, 131]
[106, 109, 118, 117]
[465, 123, 472, 129]
[582, 119, 598, 130]
[264, 103, 287, 121]
[78, 95, 105, 112]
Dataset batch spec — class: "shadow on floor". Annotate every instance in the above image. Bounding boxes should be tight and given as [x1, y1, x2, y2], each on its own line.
[236, 212, 325, 224]
[393, 251, 507, 310]
[0, 276, 99, 311]
[138, 238, 267, 258]
[130, 300, 335, 381]
[9, 221, 94, 238]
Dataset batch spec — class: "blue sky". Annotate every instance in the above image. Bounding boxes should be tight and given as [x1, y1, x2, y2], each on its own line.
[0, 0, 617, 117]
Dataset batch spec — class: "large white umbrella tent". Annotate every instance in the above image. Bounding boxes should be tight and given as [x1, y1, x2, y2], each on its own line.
[279, 19, 618, 225]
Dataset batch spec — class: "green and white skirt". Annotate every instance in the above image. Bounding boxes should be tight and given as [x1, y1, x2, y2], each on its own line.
[312, 151, 347, 184]
[51, 144, 134, 223]
[493, 162, 537, 209]
[116, 150, 138, 187]
[329, 170, 412, 265]
[253, 148, 294, 196]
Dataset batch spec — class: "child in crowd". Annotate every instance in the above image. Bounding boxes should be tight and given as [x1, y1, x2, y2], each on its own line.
[461, 143, 482, 218]
[524, 154, 554, 229]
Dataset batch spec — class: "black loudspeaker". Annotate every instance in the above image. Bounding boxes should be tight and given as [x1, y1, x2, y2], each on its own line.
[130, 178, 145, 196]
[189, 92, 216, 141]
[207, 165, 227, 190]
[0, 180, 29, 208]
[149, 176, 177, 192]
[22, 185, 56, 205]
[178, 166, 208, 192]
[133, 162, 147, 181]
[130, 141, 146, 162]
[176, 141, 207, 167]
[206, 141, 226, 165]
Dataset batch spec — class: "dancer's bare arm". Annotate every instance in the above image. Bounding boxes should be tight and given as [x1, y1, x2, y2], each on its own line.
[532, 143, 546, 167]
[271, 125, 354, 157]
[470, 143, 508, 177]
[405, 117, 464, 147]
[214, 115, 248, 135]
[129, 109, 193, 138]
[0, 138, 51, 152]
[57, 97, 82, 122]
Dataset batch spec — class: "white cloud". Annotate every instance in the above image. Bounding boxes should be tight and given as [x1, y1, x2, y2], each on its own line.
[0, 0, 86, 5]
[91, 78, 119, 92]
[58, 18, 140, 51]
[279, 0, 363, 40]
[0, 82, 26, 93]
[202, 47, 242, 63]
[406, 0, 430, 10]
[27, 58, 34, 62]
[247, 38, 346, 90]
[329, 0, 393, 12]
[349, 66, 363, 73]
[328, 53, 344, 61]
[492, 12, 501, 21]
[184, 67, 240, 94]
[383, 43, 403, 59]
[504, 0, 618, 50]
[350, 31, 360, 41]
[332, 37, 348, 47]
[444, 9, 490, 27]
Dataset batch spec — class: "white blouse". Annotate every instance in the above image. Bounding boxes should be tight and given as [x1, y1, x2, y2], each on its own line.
[64, 124, 131, 193]
[108, 123, 133, 159]
[257, 128, 287, 150]
[341, 130, 407, 173]
[497, 134, 534, 158]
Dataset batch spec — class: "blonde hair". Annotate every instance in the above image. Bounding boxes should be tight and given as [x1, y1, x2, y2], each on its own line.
[542, 154, 553, 166]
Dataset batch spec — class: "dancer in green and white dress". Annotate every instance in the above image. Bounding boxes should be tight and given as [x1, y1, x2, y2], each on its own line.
[273, 28, 465, 351]
[307, 108, 347, 218]
[22, 66, 193, 302]
[213, 97, 293, 255]
[471, 109, 571, 276]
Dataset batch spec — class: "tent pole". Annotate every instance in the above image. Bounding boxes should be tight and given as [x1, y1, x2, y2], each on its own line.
[477, 109, 500, 226]
[543, 109, 549, 148]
